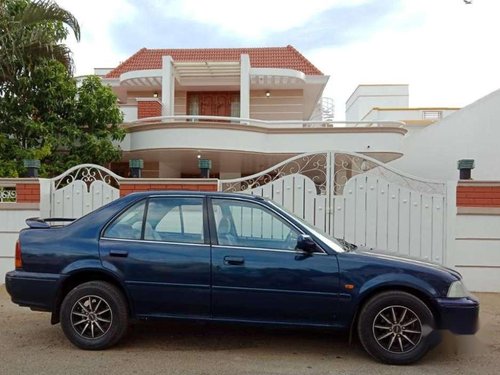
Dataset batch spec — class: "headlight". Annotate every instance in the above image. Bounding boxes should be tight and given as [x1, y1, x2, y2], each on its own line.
[447, 280, 470, 298]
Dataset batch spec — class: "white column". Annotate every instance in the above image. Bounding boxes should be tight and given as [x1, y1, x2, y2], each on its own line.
[240, 54, 250, 123]
[161, 56, 175, 119]
[39, 178, 52, 218]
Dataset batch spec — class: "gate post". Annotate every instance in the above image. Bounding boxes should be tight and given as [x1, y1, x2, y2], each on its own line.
[445, 180, 458, 268]
[39, 178, 52, 218]
[326, 151, 334, 237]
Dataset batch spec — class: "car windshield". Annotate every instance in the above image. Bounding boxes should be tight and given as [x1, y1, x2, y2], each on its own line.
[266, 200, 355, 253]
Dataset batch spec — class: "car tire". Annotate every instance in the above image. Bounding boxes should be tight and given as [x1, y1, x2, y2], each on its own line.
[60, 281, 128, 350]
[357, 291, 438, 365]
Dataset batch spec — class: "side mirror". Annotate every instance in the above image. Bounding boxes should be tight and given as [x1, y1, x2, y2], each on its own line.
[296, 234, 317, 253]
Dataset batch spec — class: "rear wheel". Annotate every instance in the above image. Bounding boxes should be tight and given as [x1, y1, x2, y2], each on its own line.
[60, 281, 128, 350]
[357, 291, 438, 365]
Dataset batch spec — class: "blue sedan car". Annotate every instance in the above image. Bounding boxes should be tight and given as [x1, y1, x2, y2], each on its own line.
[5, 191, 479, 364]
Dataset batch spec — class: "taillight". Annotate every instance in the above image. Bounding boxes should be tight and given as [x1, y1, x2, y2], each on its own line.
[15, 240, 22, 269]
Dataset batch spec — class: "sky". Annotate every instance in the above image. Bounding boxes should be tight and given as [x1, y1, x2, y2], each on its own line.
[58, 0, 499, 120]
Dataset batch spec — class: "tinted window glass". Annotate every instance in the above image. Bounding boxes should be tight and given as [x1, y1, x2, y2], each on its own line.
[103, 201, 146, 240]
[145, 197, 204, 244]
[212, 199, 299, 250]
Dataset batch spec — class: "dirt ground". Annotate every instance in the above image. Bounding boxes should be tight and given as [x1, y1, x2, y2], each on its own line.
[0, 286, 499, 375]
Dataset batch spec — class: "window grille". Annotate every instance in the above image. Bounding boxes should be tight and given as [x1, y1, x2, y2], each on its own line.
[422, 111, 442, 120]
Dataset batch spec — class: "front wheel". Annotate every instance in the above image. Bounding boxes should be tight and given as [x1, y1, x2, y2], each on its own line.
[357, 291, 439, 365]
[60, 281, 128, 350]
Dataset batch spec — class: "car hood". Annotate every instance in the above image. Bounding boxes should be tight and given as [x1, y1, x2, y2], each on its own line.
[351, 245, 462, 280]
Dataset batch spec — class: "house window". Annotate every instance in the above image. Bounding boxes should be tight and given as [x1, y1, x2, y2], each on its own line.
[187, 92, 240, 120]
[188, 94, 200, 118]
[230, 94, 240, 118]
[422, 111, 442, 120]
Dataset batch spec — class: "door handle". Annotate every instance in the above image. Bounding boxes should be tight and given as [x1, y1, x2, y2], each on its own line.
[109, 250, 129, 257]
[224, 256, 245, 266]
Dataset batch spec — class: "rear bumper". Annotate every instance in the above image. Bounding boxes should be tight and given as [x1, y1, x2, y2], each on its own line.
[435, 295, 479, 334]
[5, 270, 60, 312]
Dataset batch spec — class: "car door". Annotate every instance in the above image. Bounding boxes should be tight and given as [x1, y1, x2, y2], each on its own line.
[209, 197, 342, 326]
[99, 195, 210, 318]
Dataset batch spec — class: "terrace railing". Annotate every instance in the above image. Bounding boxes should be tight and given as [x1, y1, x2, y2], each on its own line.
[128, 114, 405, 129]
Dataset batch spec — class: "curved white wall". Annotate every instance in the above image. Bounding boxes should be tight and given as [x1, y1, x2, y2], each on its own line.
[391, 89, 500, 181]
[121, 125, 406, 155]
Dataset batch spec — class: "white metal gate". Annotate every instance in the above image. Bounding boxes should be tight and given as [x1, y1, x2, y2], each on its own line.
[50, 164, 121, 218]
[219, 152, 448, 264]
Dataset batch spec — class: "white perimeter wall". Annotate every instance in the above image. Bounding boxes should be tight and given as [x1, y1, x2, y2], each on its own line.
[453, 212, 500, 292]
[390, 89, 500, 181]
[0, 207, 40, 283]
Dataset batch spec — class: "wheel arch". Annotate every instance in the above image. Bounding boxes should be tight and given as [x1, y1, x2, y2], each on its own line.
[348, 284, 441, 344]
[52, 268, 133, 325]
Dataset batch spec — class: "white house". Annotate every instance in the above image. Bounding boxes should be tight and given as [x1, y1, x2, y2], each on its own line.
[97, 46, 406, 178]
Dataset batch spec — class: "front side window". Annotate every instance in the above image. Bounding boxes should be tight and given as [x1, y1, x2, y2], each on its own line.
[103, 201, 146, 240]
[145, 197, 204, 244]
[212, 199, 299, 250]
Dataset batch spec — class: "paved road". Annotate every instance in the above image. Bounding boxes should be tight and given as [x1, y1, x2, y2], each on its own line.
[1, 286, 499, 375]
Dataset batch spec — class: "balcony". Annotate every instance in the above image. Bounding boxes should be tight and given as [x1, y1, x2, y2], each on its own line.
[119, 115, 407, 175]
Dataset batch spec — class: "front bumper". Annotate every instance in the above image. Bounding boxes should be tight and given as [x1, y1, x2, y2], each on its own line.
[435, 295, 480, 334]
[5, 270, 60, 312]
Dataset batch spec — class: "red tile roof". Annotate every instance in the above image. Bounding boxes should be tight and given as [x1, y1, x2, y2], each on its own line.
[105, 45, 323, 78]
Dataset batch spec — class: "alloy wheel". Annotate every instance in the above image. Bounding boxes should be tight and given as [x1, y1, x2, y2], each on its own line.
[70, 295, 113, 339]
[372, 305, 422, 353]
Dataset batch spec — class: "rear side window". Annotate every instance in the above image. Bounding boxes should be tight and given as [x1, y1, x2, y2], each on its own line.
[145, 197, 204, 244]
[103, 201, 146, 240]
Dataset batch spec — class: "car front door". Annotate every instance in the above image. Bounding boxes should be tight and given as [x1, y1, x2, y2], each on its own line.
[99, 196, 210, 318]
[209, 197, 342, 326]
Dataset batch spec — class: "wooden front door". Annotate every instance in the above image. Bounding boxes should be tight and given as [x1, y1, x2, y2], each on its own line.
[187, 92, 238, 118]
[200, 92, 231, 117]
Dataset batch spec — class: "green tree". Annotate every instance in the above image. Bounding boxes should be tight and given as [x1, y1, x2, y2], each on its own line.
[0, 60, 125, 177]
[43, 71, 125, 176]
[0, 1, 124, 177]
[0, 0, 80, 82]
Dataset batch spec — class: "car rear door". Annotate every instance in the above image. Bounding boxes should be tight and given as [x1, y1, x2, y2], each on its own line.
[209, 197, 342, 326]
[99, 195, 211, 318]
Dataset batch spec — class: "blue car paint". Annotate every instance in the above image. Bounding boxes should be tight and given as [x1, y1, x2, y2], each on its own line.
[5, 191, 479, 335]
[211, 244, 343, 326]
[100, 238, 212, 317]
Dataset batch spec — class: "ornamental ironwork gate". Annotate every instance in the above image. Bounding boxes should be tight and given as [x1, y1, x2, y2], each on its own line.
[219, 152, 448, 264]
[50, 164, 121, 218]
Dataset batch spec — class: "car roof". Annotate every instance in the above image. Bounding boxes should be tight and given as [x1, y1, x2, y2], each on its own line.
[125, 190, 266, 201]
